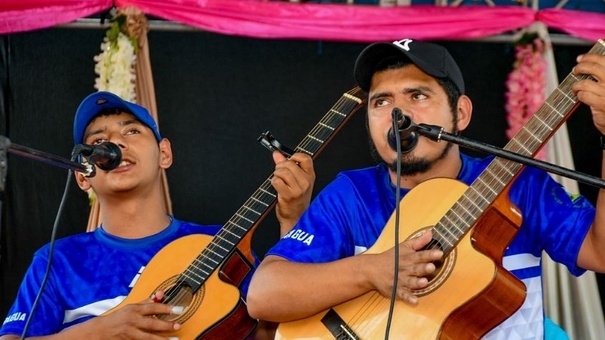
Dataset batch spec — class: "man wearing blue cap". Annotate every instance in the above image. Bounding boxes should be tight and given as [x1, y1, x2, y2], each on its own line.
[0, 91, 315, 339]
[247, 38, 605, 339]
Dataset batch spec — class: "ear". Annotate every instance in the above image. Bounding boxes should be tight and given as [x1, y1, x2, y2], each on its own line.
[158, 138, 173, 169]
[455, 95, 473, 132]
[74, 171, 92, 191]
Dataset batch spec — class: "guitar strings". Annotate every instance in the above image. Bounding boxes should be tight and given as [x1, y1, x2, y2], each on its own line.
[161, 89, 366, 310]
[349, 292, 391, 339]
[422, 67, 587, 255]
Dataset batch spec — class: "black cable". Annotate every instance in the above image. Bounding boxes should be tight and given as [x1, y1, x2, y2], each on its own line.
[0, 34, 13, 262]
[384, 110, 403, 340]
[19, 168, 73, 339]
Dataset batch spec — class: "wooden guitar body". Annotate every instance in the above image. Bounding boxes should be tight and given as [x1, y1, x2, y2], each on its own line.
[276, 178, 526, 339]
[105, 234, 257, 340]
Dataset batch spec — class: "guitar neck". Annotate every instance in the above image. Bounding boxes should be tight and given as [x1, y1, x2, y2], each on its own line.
[180, 87, 365, 292]
[433, 39, 605, 254]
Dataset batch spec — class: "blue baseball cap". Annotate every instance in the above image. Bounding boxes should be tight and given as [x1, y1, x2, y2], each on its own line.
[73, 91, 162, 144]
[354, 38, 465, 94]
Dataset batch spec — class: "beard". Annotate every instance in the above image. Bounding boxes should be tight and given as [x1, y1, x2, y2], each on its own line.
[369, 138, 453, 176]
[366, 107, 460, 177]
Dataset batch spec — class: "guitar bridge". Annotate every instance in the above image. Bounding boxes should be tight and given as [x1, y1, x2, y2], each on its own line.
[321, 309, 360, 340]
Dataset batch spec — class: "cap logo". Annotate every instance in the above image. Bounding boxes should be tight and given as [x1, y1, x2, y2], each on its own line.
[96, 98, 108, 105]
[393, 38, 413, 51]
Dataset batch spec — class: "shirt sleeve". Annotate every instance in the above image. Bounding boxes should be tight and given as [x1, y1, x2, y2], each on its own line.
[1, 247, 64, 336]
[266, 174, 361, 264]
[510, 166, 595, 276]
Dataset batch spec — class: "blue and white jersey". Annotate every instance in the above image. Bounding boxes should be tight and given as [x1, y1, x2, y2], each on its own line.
[267, 153, 594, 339]
[1, 217, 256, 337]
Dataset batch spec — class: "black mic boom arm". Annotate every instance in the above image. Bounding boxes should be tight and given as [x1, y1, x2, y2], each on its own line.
[417, 124, 605, 190]
[2, 136, 90, 174]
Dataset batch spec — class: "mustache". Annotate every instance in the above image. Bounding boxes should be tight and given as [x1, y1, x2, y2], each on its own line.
[367, 125, 456, 177]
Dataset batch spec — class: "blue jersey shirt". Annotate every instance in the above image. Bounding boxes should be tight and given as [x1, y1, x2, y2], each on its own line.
[267, 153, 594, 339]
[1, 217, 257, 337]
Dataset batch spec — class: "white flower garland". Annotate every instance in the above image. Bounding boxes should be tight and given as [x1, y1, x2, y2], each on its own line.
[88, 18, 138, 204]
[93, 23, 137, 102]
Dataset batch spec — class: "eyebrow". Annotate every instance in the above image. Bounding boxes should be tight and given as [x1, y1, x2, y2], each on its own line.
[83, 118, 143, 142]
[369, 85, 435, 102]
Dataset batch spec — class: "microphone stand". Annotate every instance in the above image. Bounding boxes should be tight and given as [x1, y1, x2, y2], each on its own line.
[414, 124, 605, 190]
[2, 138, 89, 173]
[0, 135, 91, 246]
[0, 134, 90, 205]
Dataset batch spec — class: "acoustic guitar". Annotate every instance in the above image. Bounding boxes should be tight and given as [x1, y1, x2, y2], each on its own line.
[102, 87, 365, 339]
[275, 39, 605, 339]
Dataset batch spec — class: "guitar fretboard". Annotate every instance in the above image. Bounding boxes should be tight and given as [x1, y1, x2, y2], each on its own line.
[433, 39, 605, 254]
[179, 87, 365, 292]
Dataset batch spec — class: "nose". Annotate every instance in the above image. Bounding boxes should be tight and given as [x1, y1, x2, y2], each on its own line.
[392, 106, 415, 123]
[388, 107, 419, 153]
[391, 108, 404, 127]
[108, 134, 127, 150]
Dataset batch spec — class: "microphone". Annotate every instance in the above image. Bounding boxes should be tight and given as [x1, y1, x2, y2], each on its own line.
[75, 142, 122, 172]
[387, 108, 418, 153]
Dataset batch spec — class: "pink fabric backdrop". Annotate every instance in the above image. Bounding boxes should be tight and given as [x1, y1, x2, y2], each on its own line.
[1, 0, 603, 42]
[0, 0, 112, 34]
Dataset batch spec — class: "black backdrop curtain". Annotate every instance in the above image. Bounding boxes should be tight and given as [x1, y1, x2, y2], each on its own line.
[0, 27, 601, 317]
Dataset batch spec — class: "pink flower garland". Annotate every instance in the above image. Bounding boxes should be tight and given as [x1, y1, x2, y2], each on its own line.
[505, 37, 547, 159]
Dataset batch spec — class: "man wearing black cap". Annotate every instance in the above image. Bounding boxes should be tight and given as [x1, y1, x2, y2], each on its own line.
[0, 91, 315, 339]
[247, 38, 605, 339]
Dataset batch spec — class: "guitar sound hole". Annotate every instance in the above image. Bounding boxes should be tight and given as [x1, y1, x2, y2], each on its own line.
[408, 228, 456, 296]
[423, 239, 445, 282]
[157, 283, 194, 322]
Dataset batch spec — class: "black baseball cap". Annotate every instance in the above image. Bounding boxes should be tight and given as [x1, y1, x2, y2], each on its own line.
[354, 38, 465, 94]
[73, 91, 162, 145]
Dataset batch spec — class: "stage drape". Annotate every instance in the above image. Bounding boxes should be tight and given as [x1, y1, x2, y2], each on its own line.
[1, 1, 604, 42]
